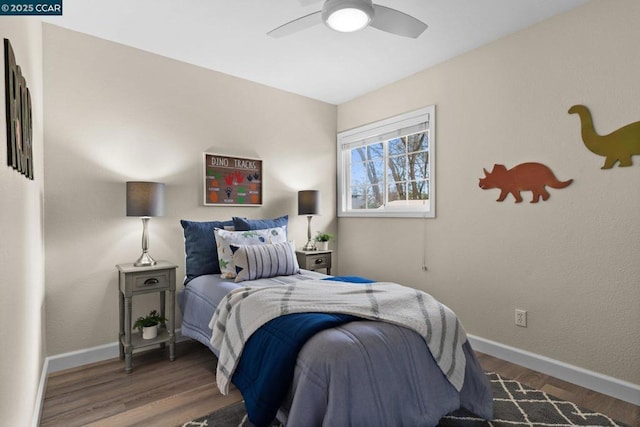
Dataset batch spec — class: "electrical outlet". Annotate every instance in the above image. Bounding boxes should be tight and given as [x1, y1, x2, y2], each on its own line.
[515, 309, 527, 327]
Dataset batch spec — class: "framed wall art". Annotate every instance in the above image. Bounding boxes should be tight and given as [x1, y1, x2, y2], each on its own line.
[4, 38, 34, 180]
[203, 153, 262, 206]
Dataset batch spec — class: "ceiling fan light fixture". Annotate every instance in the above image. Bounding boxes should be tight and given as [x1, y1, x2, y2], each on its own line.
[326, 8, 370, 32]
[322, 0, 374, 33]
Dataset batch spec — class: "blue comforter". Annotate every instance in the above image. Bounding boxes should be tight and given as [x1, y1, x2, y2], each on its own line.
[232, 276, 372, 426]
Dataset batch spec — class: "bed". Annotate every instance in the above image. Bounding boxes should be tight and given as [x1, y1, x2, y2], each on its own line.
[178, 217, 493, 426]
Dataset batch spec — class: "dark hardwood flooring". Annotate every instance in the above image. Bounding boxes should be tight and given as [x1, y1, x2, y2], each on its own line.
[41, 340, 639, 426]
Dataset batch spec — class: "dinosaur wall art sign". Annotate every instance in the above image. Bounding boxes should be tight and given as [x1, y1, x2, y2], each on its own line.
[479, 163, 573, 203]
[568, 104, 640, 169]
[203, 153, 262, 206]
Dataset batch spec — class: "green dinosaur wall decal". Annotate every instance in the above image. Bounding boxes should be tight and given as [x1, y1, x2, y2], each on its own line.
[568, 104, 640, 169]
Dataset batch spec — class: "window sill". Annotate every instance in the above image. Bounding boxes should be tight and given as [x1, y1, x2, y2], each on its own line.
[338, 210, 435, 218]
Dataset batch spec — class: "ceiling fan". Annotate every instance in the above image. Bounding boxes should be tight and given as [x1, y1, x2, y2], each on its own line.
[268, 0, 428, 39]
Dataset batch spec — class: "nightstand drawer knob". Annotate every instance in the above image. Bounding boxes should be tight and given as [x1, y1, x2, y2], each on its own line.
[143, 278, 159, 286]
[315, 258, 324, 265]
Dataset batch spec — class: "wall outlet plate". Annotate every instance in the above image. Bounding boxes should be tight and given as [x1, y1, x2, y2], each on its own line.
[515, 309, 527, 327]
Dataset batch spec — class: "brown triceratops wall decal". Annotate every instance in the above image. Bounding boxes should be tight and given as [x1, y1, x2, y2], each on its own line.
[479, 163, 573, 203]
[568, 104, 640, 169]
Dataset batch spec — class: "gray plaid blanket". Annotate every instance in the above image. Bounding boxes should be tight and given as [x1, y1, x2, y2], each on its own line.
[209, 280, 467, 394]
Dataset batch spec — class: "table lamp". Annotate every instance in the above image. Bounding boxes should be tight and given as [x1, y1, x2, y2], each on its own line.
[298, 190, 320, 251]
[126, 181, 165, 266]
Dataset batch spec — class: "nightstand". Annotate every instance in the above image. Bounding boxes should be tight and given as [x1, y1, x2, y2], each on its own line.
[116, 261, 178, 373]
[296, 250, 332, 274]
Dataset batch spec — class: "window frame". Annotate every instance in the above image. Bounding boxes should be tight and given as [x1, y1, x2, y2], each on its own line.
[337, 106, 435, 218]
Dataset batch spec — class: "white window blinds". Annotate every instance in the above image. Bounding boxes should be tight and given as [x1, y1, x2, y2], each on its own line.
[339, 108, 430, 150]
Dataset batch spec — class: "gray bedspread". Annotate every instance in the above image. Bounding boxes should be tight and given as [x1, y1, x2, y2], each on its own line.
[178, 272, 493, 426]
[280, 322, 492, 426]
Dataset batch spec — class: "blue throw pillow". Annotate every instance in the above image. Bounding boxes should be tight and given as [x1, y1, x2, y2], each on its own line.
[232, 215, 288, 232]
[180, 219, 233, 284]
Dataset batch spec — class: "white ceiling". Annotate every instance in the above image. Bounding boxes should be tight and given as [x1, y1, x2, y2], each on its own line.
[43, 0, 590, 105]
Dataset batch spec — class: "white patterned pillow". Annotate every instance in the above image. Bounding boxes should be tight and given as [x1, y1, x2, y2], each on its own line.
[231, 241, 300, 283]
[214, 226, 287, 279]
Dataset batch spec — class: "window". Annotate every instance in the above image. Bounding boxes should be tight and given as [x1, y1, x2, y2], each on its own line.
[338, 106, 435, 218]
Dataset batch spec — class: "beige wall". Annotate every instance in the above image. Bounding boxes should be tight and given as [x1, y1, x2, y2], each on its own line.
[337, 0, 640, 384]
[0, 18, 45, 425]
[43, 25, 337, 356]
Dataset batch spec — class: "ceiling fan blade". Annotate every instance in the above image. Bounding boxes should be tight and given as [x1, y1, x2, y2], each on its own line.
[267, 11, 323, 38]
[370, 5, 427, 38]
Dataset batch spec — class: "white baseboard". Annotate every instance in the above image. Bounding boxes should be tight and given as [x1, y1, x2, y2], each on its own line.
[31, 357, 49, 427]
[47, 329, 190, 373]
[47, 341, 120, 373]
[468, 334, 640, 406]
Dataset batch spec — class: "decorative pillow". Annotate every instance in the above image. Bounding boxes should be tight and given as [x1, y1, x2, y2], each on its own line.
[214, 226, 288, 279]
[180, 219, 234, 284]
[231, 241, 300, 283]
[232, 215, 288, 233]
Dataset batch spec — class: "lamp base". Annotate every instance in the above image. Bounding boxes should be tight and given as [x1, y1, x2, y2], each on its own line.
[302, 240, 317, 251]
[134, 252, 157, 267]
[302, 214, 316, 251]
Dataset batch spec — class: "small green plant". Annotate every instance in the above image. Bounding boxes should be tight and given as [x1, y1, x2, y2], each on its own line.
[315, 232, 333, 242]
[133, 310, 167, 333]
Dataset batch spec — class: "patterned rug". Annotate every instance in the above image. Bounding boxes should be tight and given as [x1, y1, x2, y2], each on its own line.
[183, 372, 626, 427]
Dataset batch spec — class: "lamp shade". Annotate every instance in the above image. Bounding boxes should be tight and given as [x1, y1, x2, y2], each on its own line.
[298, 190, 320, 215]
[126, 182, 165, 217]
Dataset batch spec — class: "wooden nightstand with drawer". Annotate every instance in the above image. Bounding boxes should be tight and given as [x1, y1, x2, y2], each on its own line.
[116, 260, 178, 373]
[296, 250, 332, 274]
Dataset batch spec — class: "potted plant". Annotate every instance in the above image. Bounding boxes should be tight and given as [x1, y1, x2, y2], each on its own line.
[133, 309, 167, 340]
[314, 232, 333, 251]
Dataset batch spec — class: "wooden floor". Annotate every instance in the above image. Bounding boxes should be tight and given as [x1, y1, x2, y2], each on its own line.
[41, 340, 639, 426]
